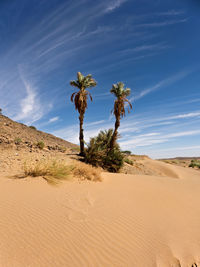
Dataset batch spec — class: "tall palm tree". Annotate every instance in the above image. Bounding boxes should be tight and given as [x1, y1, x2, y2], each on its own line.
[110, 82, 132, 150]
[70, 72, 97, 156]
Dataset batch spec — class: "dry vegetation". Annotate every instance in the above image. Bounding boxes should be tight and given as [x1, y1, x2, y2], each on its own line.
[23, 159, 73, 184]
[72, 162, 102, 182]
[23, 159, 101, 184]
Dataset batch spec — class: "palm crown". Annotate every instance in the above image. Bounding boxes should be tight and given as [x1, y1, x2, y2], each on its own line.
[70, 72, 97, 113]
[70, 72, 97, 90]
[110, 82, 132, 118]
[110, 82, 131, 98]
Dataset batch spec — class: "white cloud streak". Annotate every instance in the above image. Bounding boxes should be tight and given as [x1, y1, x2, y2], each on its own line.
[168, 112, 200, 120]
[137, 18, 188, 28]
[49, 116, 59, 123]
[121, 43, 170, 54]
[13, 71, 44, 124]
[157, 10, 185, 16]
[133, 69, 193, 101]
[105, 0, 128, 13]
[119, 130, 200, 148]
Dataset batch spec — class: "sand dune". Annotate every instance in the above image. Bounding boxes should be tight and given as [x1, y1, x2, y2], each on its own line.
[0, 162, 200, 266]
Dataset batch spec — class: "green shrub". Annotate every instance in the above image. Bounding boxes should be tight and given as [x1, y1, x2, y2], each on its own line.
[29, 126, 37, 130]
[124, 158, 133, 165]
[122, 150, 132, 155]
[36, 141, 45, 150]
[189, 160, 200, 169]
[84, 129, 124, 173]
[14, 137, 22, 145]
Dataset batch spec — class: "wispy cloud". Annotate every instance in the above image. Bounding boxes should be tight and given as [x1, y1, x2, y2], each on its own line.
[133, 69, 193, 100]
[13, 71, 44, 124]
[168, 112, 200, 120]
[105, 0, 128, 13]
[119, 129, 200, 148]
[49, 116, 59, 123]
[10, 66, 53, 125]
[157, 10, 185, 16]
[121, 43, 170, 54]
[165, 130, 200, 138]
[85, 120, 106, 126]
[136, 18, 188, 28]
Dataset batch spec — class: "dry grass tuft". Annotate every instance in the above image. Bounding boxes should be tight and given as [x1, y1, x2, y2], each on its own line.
[72, 162, 102, 182]
[23, 159, 73, 184]
[23, 159, 102, 184]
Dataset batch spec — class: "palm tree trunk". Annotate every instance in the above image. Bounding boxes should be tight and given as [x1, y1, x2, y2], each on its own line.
[79, 112, 85, 156]
[110, 116, 120, 150]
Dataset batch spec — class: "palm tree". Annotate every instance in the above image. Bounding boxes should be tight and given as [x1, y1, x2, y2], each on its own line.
[110, 82, 132, 150]
[70, 72, 97, 156]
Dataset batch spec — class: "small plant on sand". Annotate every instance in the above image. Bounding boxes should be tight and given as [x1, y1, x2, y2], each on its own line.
[36, 141, 45, 150]
[23, 160, 73, 184]
[29, 125, 37, 130]
[0, 108, 2, 115]
[14, 137, 22, 145]
[124, 158, 133, 166]
[85, 129, 124, 172]
[72, 162, 101, 181]
[189, 160, 200, 169]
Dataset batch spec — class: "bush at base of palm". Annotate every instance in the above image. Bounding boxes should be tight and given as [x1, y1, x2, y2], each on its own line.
[84, 129, 124, 173]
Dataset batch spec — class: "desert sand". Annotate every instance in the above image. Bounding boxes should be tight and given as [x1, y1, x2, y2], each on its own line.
[0, 158, 200, 267]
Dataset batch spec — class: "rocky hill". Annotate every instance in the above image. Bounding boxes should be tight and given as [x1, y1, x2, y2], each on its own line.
[0, 115, 77, 152]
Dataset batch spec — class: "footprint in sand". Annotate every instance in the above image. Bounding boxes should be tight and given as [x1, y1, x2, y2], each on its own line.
[64, 192, 95, 222]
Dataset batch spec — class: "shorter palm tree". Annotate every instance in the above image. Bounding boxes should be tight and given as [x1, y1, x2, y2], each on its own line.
[70, 72, 97, 156]
[110, 82, 132, 150]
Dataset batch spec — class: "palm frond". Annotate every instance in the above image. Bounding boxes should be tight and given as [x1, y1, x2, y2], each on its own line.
[87, 91, 93, 101]
[71, 92, 77, 102]
[124, 88, 131, 97]
[124, 99, 132, 109]
[70, 80, 80, 88]
[77, 72, 84, 83]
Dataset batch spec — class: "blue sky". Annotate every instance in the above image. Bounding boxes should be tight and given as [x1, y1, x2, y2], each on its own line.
[0, 0, 200, 158]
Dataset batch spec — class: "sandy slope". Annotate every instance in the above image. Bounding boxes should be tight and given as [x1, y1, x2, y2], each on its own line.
[0, 162, 200, 266]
